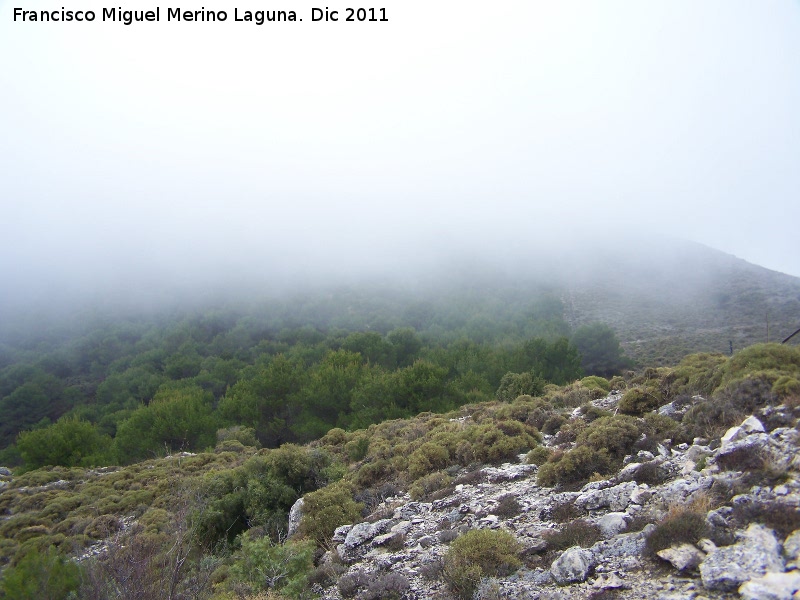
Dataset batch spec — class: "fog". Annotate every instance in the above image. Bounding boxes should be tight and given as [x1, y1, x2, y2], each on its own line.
[1, 0, 799, 316]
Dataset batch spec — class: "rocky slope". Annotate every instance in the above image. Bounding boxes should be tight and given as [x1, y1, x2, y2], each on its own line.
[301, 393, 800, 600]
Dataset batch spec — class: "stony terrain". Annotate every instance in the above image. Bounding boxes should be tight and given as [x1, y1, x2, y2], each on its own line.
[299, 393, 800, 600]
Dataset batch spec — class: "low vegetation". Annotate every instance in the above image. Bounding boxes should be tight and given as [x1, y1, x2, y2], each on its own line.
[443, 529, 522, 599]
[0, 334, 798, 596]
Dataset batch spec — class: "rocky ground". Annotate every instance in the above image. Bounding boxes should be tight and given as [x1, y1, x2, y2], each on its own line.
[299, 394, 800, 600]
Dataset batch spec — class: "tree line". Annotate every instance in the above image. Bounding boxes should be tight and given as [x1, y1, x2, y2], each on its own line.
[0, 288, 630, 469]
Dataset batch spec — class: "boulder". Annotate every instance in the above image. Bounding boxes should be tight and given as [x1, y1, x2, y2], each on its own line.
[784, 529, 800, 570]
[741, 416, 766, 434]
[739, 572, 800, 600]
[699, 524, 784, 591]
[656, 474, 713, 506]
[630, 486, 652, 505]
[337, 519, 394, 562]
[287, 497, 304, 537]
[575, 481, 637, 512]
[550, 546, 594, 584]
[596, 512, 628, 537]
[721, 426, 745, 447]
[656, 543, 705, 571]
[332, 524, 353, 543]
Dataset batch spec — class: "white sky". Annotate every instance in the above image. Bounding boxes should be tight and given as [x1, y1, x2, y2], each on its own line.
[1, 0, 799, 307]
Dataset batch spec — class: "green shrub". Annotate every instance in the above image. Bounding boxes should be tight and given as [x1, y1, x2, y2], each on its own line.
[579, 404, 611, 423]
[0, 545, 81, 599]
[525, 446, 552, 466]
[409, 471, 452, 500]
[553, 418, 587, 444]
[461, 422, 537, 465]
[671, 352, 727, 396]
[576, 415, 643, 460]
[496, 372, 545, 402]
[718, 343, 800, 392]
[214, 439, 246, 453]
[537, 446, 613, 488]
[215, 425, 260, 448]
[543, 519, 602, 551]
[228, 533, 315, 598]
[354, 459, 395, 488]
[715, 377, 777, 414]
[443, 529, 521, 600]
[618, 387, 660, 416]
[645, 507, 708, 557]
[407, 442, 450, 479]
[299, 481, 363, 545]
[344, 435, 370, 461]
[681, 399, 742, 441]
[773, 376, 800, 398]
[542, 414, 567, 435]
[643, 412, 679, 438]
[17, 417, 113, 471]
[581, 376, 611, 394]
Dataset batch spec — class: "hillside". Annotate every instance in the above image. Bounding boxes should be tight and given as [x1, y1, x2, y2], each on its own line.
[560, 241, 800, 365]
[0, 239, 799, 464]
[1, 343, 799, 599]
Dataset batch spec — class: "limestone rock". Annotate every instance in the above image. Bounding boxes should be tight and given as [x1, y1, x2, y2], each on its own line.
[630, 486, 652, 505]
[592, 572, 626, 590]
[656, 543, 705, 571]
[685, 444, 713, 463]
[332, 524, 353, 543]
[785, 529, 800, 569]
[372, 531, 404, 548]
[391, 520, 413, 535]
[721, 426, 745, 447]
[575, 481, 636, 512]
[700, 524, 784, 591]
[741, 415, 766, 434]
[656, 474, 713, 506]
[287, 497, 304, 537]
[739, 572, 800, 600]
[596, 512, 628, 537]
[337, 519, 394, 562]
[343, 521, 378, 548]
[550, 546, 594, 584]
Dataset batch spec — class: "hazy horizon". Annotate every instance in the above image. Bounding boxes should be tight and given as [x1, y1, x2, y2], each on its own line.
[2, 0, 799, 315]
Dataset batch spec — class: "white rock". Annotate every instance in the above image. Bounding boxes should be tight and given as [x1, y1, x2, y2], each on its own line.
[630, 486, 652, 505]
[332, 523, 353, 543]
[697, 539, 718, 554]
[287, 497, 305, 537]
[592, 572, 626, 590]
[550, 546, 595, 584]
[656, 543, 705, 571]
[597, 512, 629, 537]
[700, 524, 784, 591]
[741, 416, 766, 434]
[739, 572, 800, 600]
[575, 481, 637, 512]
[681, 460, 697, 475]
[721, 426, 745, 447]
[391, 520, 412, 535]
[785, 530, 800, 569]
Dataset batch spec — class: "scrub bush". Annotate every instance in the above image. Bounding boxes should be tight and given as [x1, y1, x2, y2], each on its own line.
[443, 529, 521, 599]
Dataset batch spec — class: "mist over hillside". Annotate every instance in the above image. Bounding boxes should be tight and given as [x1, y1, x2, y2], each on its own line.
[2, 235, 798, 366]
